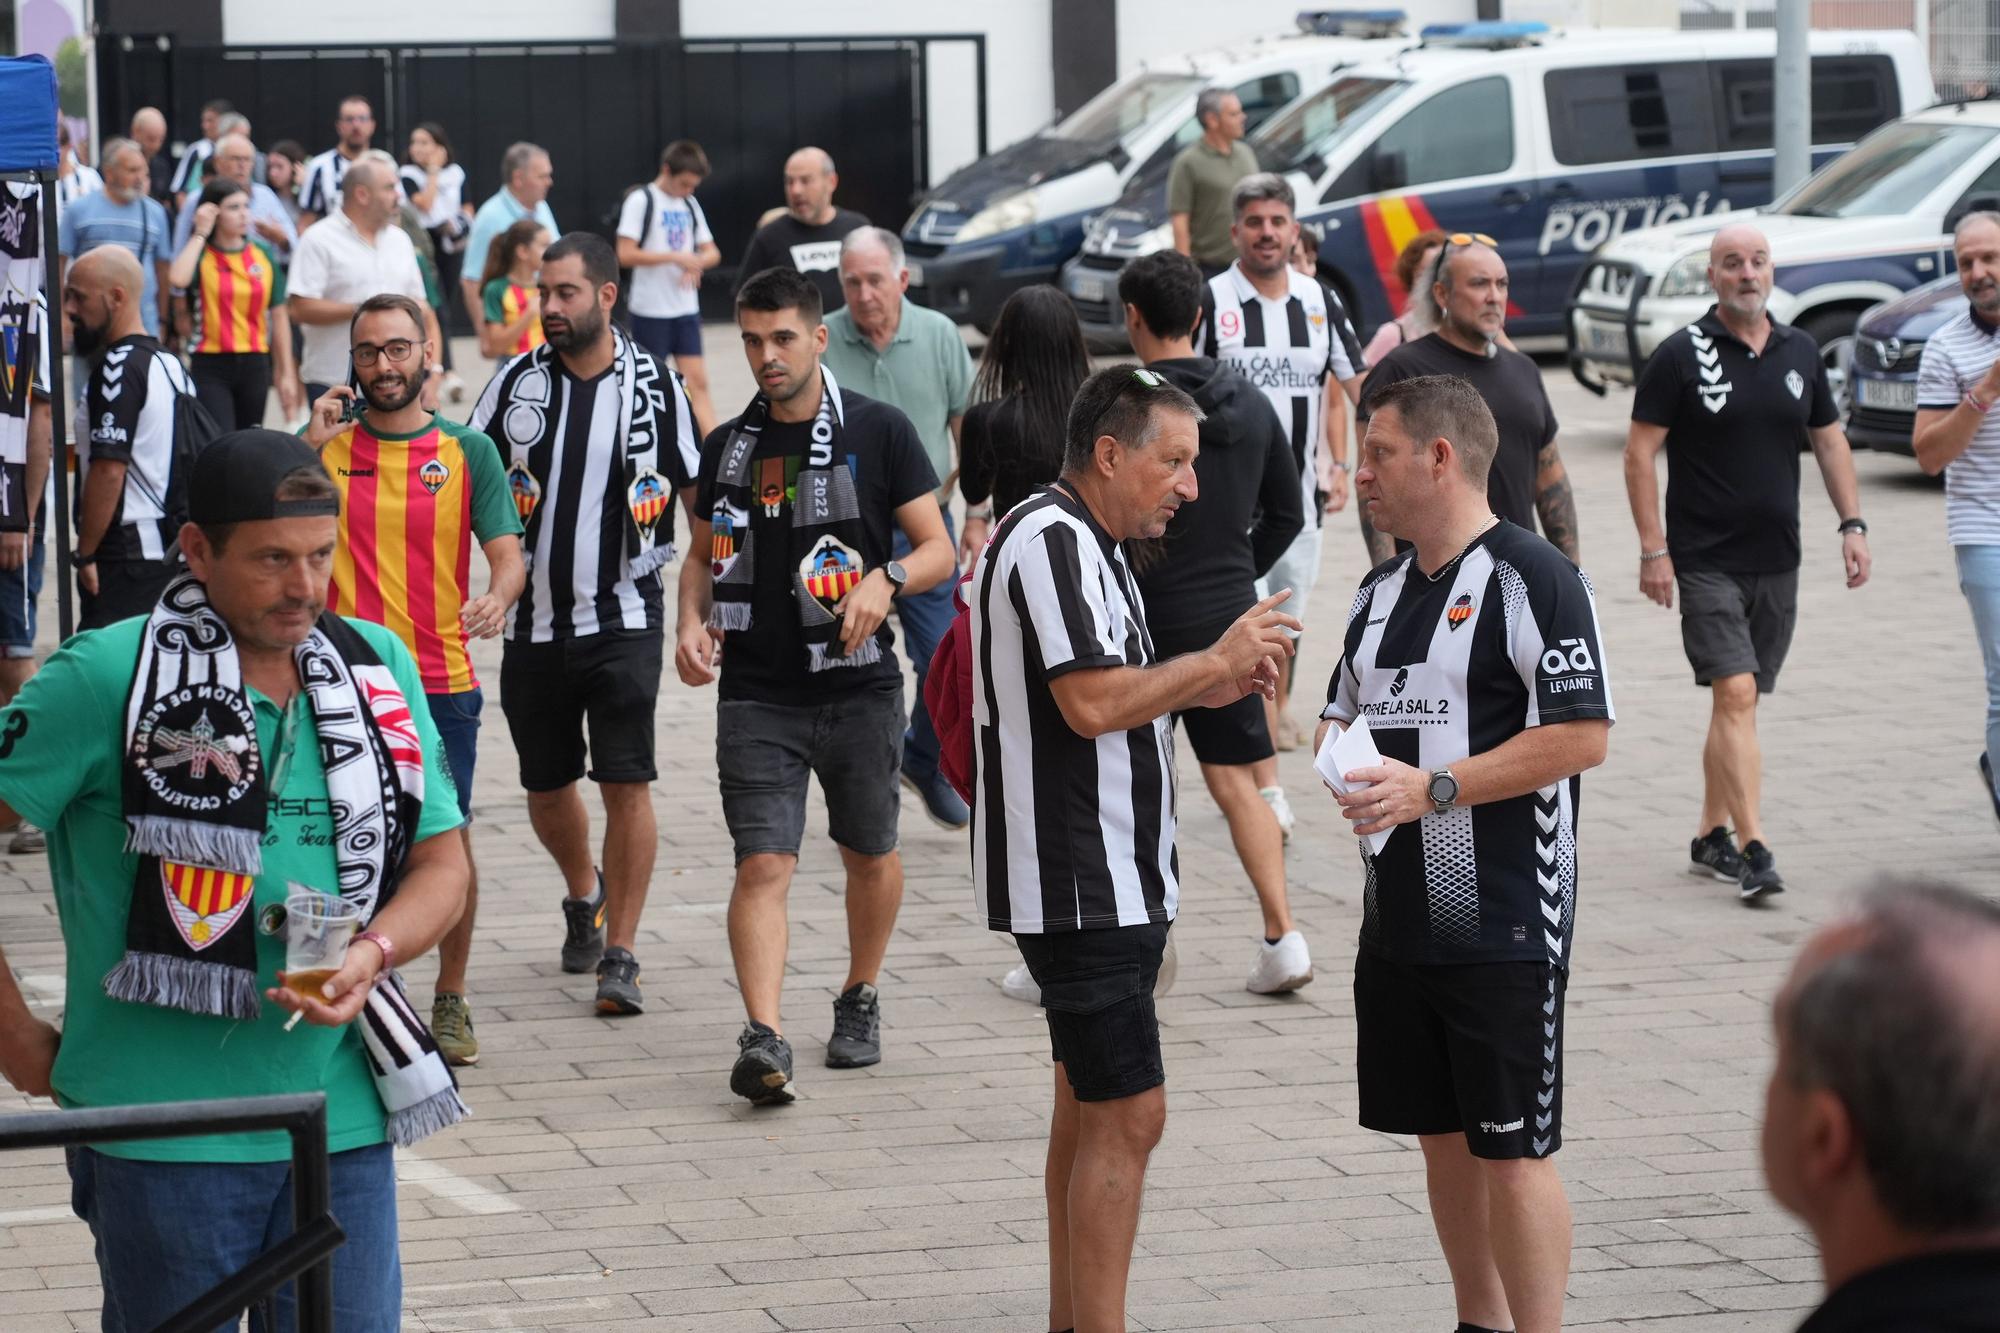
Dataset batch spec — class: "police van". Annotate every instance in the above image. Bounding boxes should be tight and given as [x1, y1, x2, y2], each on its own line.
[1062, 22, 1929, 347]
[900, 10, 1415, 330]
[1570, 99, 2000, 407]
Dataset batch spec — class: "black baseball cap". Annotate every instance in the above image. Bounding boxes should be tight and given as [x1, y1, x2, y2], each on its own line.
[187, 430, 341, 525]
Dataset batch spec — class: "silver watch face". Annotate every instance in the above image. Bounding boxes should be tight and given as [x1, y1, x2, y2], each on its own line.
[1430, 771, 1459, 805]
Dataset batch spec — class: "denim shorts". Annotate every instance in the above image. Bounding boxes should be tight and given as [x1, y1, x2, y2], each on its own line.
[68, 1141, 401, 1332]
[426, 687, 482, 823]
[1014, 921, 1171, 1102]
[716, 685, 905, 862]
[0, 527, 46, 659]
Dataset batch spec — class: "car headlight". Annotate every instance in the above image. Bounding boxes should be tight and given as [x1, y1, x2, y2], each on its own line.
[956, 192, 1039, 242]
[1653, 251, 1710, 299]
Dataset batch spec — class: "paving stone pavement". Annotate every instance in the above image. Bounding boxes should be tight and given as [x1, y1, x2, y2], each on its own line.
[0, 332, 1990, 1332]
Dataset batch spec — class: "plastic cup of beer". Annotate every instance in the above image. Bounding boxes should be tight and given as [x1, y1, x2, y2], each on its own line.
[281, 887, 365, 1030]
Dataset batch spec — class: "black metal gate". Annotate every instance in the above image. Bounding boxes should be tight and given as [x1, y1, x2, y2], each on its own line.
[95, 33, 987, 299]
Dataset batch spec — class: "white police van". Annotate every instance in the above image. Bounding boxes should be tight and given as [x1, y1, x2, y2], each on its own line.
[1570, 99, 2000, 406]
[901, 10, 1414, 330]
[1063, 21, 1929, 347]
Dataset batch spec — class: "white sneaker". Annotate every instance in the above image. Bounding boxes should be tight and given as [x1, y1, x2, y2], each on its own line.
[1154, 930, 1178, 998]
[1246, 930, 1313, 994]
[1259, 786, 1296, 843]
[1000, 962, 1041, 1004]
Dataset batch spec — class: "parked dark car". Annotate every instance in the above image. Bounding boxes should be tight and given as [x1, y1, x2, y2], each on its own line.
[1848, 275, 1967, 456]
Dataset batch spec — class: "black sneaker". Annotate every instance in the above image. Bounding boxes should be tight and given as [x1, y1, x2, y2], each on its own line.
[825, 982, 881, 1069]
[560, 872, 607, 974]
[1739, 841, 1786, 901]
[1982, 753, 2000, 827]
[731, 1021, 796, 1105]
[594, 946, 643, 1015]
[1689, 827, 1746, 883]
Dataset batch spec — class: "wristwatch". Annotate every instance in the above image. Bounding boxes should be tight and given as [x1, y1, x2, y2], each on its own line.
[73, 551, 98, 569]
[882, 560, 909, 591]
[1426, 768, 1461, 814]
[1837, 517, 1868, 536]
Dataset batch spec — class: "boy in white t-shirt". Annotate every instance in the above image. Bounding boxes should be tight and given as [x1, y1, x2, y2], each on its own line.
[616, 139, 721, 434]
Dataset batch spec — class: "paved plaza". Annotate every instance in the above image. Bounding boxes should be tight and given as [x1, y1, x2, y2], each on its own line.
[0, 337, 1991, 1331]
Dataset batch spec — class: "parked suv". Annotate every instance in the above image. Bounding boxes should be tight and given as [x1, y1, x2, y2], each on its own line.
[1067, 21, 1929, 347]
[1847, 275, 1967, 456]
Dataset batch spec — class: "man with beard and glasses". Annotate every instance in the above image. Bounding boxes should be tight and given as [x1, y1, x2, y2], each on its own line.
[1360, 237, 1578, 566]
[678, 266, 951, 1104]
[63, 246, 196, 629]
[1199, 173, 1364, 848]
[1914, 212, 2000, 833]
[1626, 223, 1869, 901]
[470, 233, 700, 1017]
[288, 157, 436, 404]
[305, 293, 525, 1065]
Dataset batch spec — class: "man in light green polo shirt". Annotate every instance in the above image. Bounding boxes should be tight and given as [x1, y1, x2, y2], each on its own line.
[821, 226, 975, 832]
[1168, 88, 1258, 274]
[0, 430, 467, 1330]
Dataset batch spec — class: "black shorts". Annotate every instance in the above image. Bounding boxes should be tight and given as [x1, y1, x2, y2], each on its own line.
[1156, 620, 1273, 766]
[80, 558, 175, 632]
[1354, 948, 1566, 1160]
[1014, 921, 1170, 1103]
[1677, 568, 1798, 694]
[499, 629, 663, 790]
[714, 686, 905, 863]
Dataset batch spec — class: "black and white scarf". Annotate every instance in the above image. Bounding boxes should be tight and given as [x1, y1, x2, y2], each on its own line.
[105, 575, 469, 1146]
[706, 365, 876, 672]
[496, 327, 677, 579]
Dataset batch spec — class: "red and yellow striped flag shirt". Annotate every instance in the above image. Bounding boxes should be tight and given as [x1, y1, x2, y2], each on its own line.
[192, 238, 285, 355]
[320, 417, 522, 695]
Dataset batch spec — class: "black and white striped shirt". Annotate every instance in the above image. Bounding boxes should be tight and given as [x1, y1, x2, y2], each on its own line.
[168, 139, 212, 197]
[82, 334, 192, 563]
[470, 346, 699, 642]
[1323, 522, 1613, 968]
[1916, 307, 2000, 547]
[1202, 262, 1363, 526]
[298, 147, 398, 218]
[970, 487, 1178, 934]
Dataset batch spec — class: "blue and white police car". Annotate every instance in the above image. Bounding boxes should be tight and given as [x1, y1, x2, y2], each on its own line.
[1065, 21, 1929, 349]
[901, 11, 1414, 330]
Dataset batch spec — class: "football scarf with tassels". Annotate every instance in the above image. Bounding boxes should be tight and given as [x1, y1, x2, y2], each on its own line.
[707, 365, 878, 672]
[107, 574, 470, 1145]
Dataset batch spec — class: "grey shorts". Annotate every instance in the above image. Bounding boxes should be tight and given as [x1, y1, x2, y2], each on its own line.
[1677, 568, 1799, 694]
[716, 686, 906, 863]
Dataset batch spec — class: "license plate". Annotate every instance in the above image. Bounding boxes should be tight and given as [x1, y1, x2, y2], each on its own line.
[1067, 271, 1107, 304]
[1855, 376, 1916, 411]
[1580, 320, 1628, 361]
[906, 262, 924, 287]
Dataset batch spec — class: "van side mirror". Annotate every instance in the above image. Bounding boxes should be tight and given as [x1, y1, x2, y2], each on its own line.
[1371, 149, 1408, 193]
[1948, 193, 2000, 232]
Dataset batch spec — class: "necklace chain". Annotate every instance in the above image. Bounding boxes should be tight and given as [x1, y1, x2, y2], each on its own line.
[1423, 515, 1499, 583]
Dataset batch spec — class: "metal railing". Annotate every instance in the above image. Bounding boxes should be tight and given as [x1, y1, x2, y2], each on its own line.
[0, 1092, 344, 1333]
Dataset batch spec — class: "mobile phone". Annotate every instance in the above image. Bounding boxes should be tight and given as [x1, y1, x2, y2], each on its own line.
[341, 363, 363, 422]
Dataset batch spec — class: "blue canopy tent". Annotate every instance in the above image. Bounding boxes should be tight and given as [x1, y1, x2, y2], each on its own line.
[0, 54, 74, 639]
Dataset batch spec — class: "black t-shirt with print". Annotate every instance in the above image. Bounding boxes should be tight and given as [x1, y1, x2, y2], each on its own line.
[734, 208, 869, 314]
[696, 387, 939, 705]
[1632, 308, 1838, 575]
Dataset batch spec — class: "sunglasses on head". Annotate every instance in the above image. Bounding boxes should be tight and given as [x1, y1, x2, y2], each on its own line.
[1447, 232, 1497, 248]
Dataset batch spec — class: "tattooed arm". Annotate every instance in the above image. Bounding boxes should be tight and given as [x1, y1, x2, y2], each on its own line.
[1535, 438, 1581, 563]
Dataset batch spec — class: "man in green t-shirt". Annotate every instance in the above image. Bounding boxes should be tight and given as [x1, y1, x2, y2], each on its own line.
[0, 432, 467, 1330]
[1167, 88, 1258, 275]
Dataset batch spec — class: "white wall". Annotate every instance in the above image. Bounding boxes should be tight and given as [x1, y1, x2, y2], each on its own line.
[222, 0, 615, 44]
[1114, 0, 1478, 76]
[679, 0, 1051, 183]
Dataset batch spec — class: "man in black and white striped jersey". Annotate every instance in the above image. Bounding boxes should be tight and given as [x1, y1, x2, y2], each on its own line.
[1319, 374, 1611, 1333]
[971, 365, 1299, 1333]
[470, 233, 700, 1017]
[1200, 172, 1365, 835]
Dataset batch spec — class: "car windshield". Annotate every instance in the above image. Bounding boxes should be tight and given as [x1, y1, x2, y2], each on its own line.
[1773, 120, 2000, 218]
[1252, 75, 1407, 175]
[1050, 72, 1209, 146]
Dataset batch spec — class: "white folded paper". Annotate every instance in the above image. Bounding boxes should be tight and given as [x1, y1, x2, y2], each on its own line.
[1314, 714, 1394, 856]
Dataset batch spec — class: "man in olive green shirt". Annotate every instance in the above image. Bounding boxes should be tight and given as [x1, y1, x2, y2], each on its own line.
[1168, 88, 1259, 274]
[0, 432, 467, 1330]
[821, 226, 976, 832]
